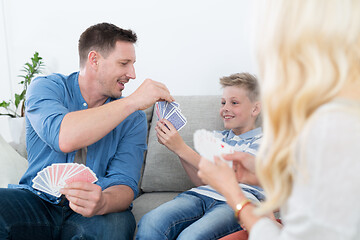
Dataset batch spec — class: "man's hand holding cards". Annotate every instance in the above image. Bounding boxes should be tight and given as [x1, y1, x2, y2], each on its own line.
[32, 163, 98, 197]
[194, 129, 235, 167]
[155, 101, 187, 131]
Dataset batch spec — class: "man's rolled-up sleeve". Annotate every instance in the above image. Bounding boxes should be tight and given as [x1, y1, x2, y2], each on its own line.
[26, 77, 69, 153]
[97, 110, 147, 198]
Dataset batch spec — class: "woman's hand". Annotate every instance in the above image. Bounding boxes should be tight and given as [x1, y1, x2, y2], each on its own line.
[198, 156, 268, 232]
[198, 156, 242, 200]
[224, 152, 260, 186]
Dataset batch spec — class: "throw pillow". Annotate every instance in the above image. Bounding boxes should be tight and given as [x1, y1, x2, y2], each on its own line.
[0, 135, 28, 188]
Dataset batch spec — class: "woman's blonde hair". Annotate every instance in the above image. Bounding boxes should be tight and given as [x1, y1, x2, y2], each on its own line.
[255, 0, 360, 214]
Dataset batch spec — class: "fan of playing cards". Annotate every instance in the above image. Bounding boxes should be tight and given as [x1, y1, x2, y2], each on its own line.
[155, 101, 187, 131]
[32, 163, 98, 197]
[193, 129, 235, 167]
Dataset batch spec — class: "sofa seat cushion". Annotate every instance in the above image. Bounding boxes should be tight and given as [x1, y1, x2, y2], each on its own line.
[132, 192, 180, 224]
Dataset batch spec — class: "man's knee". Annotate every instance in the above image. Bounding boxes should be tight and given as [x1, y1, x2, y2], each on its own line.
[0, 188, 56, 239]
[106, 210, 136, 238]
[67, 210, 136, 240]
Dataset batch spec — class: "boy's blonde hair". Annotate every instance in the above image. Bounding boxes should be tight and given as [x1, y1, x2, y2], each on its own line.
[219, 73, 260, 102]
[255, 0, 360, 214]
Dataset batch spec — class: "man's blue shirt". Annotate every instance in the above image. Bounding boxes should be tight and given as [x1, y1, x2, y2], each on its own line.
[9, 72, 147, 204]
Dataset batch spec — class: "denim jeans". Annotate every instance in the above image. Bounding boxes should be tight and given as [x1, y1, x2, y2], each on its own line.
[136, 191, 242, 240]
[0, 188, 135, 240]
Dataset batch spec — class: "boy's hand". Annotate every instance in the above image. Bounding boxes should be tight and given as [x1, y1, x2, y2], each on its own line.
[155, 119, 185, 155]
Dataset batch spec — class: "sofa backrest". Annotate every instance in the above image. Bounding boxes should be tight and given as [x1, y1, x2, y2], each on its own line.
[141, 95, 224, 193]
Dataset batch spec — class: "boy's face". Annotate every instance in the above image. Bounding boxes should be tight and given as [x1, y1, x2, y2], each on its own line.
[220, 86, 259, 135]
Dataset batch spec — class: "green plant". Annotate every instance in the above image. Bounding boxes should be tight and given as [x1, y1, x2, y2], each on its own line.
[0, 52, 44, 118]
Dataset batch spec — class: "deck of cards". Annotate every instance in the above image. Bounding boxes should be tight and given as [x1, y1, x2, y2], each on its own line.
[32, 163, 98, 197]
[155, 101, 187, 131]
[194, 129, 235, 167]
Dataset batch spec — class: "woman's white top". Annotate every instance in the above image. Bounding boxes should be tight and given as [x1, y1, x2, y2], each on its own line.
[250, 99, 360, 240]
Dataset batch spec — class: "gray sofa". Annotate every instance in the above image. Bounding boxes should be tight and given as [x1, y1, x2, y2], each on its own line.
[0, 95, 224, 233]
[133, 95, 223, 225]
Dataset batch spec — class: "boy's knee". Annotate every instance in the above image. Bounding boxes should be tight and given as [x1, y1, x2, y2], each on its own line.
[136, 213, 166, 239]
[137, 213, 158, 231]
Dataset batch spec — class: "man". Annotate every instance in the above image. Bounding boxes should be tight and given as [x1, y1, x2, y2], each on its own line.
[0, 22, 174, 239]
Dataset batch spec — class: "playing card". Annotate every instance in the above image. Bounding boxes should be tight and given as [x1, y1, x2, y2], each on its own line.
[64, 164, 85, 180]
[43, 166, 52, 184]
[32, 163, 98, 197]
[65, 167, 98, 184]
[33, 171, 61, 197]
[163, 102, 177, 119]
[169, 101, 179, 108]
[54, 164, 68, 186]
[33, 174, 52, 192]
[155, 101, 187, 131]
[166, 110, 187, 131]
[193, 129, 234, 167]
[155, 103, 161, 120]
[33, 182, 59, 197]
[48, 165, 56, 189]
[37, 167, 50, 186]
[157, 101, 167, 117]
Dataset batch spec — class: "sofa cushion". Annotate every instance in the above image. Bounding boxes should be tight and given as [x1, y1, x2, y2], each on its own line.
[141, 95, 224, 192]
[143, 105, 154, 135]
[0, 134, 28, 188]
[0, 117, 27, 158]
[137, 106, 154, 194]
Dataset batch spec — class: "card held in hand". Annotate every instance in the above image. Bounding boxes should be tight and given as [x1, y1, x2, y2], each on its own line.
[32, 163, 98, 197]
[155, 101, 187, 131]
[193, 129, 234, 167]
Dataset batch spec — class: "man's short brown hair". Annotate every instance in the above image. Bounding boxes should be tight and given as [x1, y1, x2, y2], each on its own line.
[78, 22, 137, 67]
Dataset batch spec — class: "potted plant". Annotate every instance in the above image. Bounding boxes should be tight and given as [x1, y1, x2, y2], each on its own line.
[0, 52, 44, 118]
[0, 52, 44, 155]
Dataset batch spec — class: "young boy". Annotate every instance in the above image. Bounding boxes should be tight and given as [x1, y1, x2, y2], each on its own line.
[136, 73, 263, 240]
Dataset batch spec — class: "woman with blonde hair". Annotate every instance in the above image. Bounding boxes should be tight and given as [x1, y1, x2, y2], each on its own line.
[198, 0, 360, 239]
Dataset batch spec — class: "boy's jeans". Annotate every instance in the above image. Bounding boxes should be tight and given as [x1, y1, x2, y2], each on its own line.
[0, 188, 135, 240]
[136, 191, 242, 240]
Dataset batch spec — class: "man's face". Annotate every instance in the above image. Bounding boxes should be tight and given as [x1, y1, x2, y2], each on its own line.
[219, 86, 257, 135]
[96, 41, 136, 99]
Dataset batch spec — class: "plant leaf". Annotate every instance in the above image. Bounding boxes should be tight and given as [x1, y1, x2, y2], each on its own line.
[0, 100, 10, 108]
[3, 51, 45, 118]
[14, 94, 21, 108]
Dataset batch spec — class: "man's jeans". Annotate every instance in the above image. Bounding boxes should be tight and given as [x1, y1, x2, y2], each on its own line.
[136, 191, 242, 240]
[0, 188, 135, 240]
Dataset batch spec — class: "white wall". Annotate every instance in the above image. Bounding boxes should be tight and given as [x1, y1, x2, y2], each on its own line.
[0, 0, 11, 100]
[0, 0, 257, 99]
